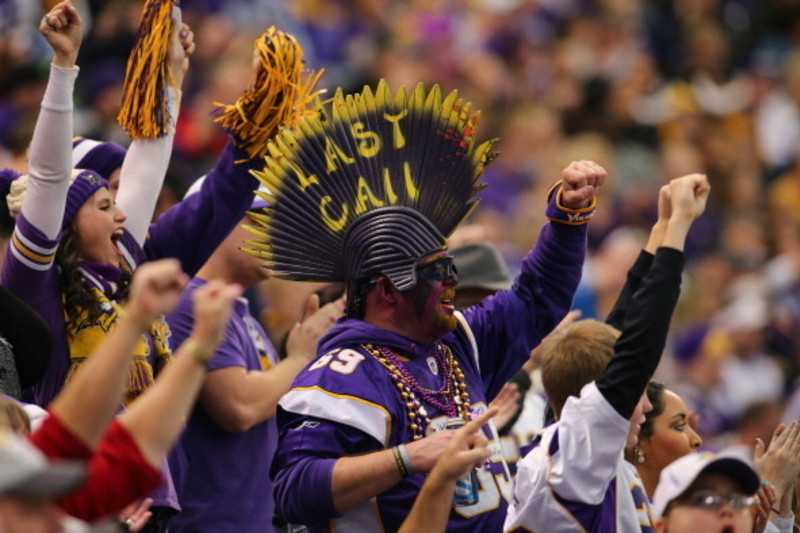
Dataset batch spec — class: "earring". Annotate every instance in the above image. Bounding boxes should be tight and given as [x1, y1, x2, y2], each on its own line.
[635, 447, 646, 464]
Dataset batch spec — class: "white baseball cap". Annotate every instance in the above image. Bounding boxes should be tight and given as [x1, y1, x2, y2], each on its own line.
[0, 428, 86, 498]
[651, 451, 761, 519]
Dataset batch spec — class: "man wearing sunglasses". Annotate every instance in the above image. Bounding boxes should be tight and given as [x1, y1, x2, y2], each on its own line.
[652, 452, 761, 533]
[271, 158, 606, 533]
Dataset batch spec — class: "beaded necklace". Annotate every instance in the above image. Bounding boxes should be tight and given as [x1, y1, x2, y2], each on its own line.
[362, 343, 472, 440]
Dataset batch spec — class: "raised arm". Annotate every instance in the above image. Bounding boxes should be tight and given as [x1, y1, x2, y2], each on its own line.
[605, 184, 671, 330]
[118, 279, 241, 467]
[20, 1, 82, 238]
[115, 17, 195, 245]
[141, 142, 261, 276]
[596, 174, 710, 420]
[462, 161, 605, 397]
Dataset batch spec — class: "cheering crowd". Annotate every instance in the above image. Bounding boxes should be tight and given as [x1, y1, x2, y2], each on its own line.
[3, 1, 800, 532]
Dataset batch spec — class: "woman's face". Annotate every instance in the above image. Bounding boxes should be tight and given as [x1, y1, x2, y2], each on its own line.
[641, 390, 703, 474]
[73, 188, 127, 265]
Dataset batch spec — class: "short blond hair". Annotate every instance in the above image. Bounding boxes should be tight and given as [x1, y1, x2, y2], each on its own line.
[540, 319, 620, 419]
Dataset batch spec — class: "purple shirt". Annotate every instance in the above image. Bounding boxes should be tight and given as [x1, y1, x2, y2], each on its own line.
[167, 277, 280, 533]
[272, 220, 587, 533]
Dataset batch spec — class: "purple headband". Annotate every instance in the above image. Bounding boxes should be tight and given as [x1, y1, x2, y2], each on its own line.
[63, 171, 109, 229]
[71, 138, 126, 180]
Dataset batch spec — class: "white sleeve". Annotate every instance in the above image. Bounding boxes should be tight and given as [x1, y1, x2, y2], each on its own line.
[547, 382, 630, 504]
[21, 65, 79, 239]
[765, 515, 795, 533]
[115, 87, 181, 245]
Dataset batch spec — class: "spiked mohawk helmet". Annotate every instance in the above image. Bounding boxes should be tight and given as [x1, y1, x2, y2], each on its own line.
[243, 80, 499, 316]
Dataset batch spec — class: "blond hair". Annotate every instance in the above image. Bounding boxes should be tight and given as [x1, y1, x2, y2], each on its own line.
[6, 169, 87, 219]
[540, 319, 620, 418]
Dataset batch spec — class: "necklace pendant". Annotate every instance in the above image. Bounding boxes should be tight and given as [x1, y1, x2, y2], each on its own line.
[427, 356, 438, 375]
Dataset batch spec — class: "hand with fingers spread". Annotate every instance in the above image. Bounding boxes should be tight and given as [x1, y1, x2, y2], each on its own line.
[754, 422, 800, 498]
[40, 1, 83, 68]
[285, 294, 345, 363]
[488, 383, 521, 431]
[560, 160, 607, 210]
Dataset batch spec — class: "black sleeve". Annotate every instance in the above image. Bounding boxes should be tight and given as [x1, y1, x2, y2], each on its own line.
[605, 250, 654, 330]
[596, 247, 684, 419]
[0, 285, 53, 389]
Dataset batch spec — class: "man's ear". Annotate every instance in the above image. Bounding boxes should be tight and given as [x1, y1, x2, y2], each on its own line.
[374, 277, 397, 302]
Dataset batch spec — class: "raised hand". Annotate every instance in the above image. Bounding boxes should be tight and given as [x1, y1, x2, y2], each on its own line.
[285, 294, 345, 363]
[660, 173, 710, 251]
[168, 14, 195, 85]
[39, 1, 83, 68]
[560, 160, 607, 210]
[488, 383, 521, 431]
[126, 259, 189, 328]
[754, 422, 800, 497]
[667, 173, 710, 223]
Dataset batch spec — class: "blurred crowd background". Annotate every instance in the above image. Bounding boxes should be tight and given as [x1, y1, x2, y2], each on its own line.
[4, 0, 800, 451]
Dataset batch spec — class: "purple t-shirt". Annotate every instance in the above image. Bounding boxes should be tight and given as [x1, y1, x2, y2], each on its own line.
[272, 220, 587, 533]
[167, 277, 280, 533]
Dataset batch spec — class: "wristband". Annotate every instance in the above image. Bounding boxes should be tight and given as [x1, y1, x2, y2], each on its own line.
[545, 180, 596, 225]
[182, 338, 213, 366]
[392, 444, 416, 477]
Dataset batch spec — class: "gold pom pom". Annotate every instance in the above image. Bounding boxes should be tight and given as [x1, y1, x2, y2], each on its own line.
[117, 0, 179, 139]
[213, 27, 324, 162]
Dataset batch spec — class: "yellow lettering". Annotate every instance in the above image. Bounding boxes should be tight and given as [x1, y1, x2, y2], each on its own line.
[324, 138, 355, 172]
[320, 196, 349, 232]
[383, 168, 398, 204]
[403, 162, 418, 200]
[384, 110, 409, 149]
[352, 123, 381, 158]
[288, 160, 319, 191]
[354, 177, 385, 214]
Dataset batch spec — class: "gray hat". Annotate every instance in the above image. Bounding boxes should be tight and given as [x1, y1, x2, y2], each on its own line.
[451, 242, 513, 292]
[0, 428, 86, 498]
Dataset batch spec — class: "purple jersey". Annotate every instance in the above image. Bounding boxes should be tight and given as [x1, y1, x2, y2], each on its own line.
[272, 221, 587, 533]
[167, 277, 280, 533]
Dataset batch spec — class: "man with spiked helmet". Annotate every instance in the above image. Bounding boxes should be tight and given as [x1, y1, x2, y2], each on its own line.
[245, 80, 605, 532]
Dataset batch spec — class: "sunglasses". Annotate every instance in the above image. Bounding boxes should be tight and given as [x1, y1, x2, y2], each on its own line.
[416, 257, 458, 282]
[673, 491, 757, 512]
